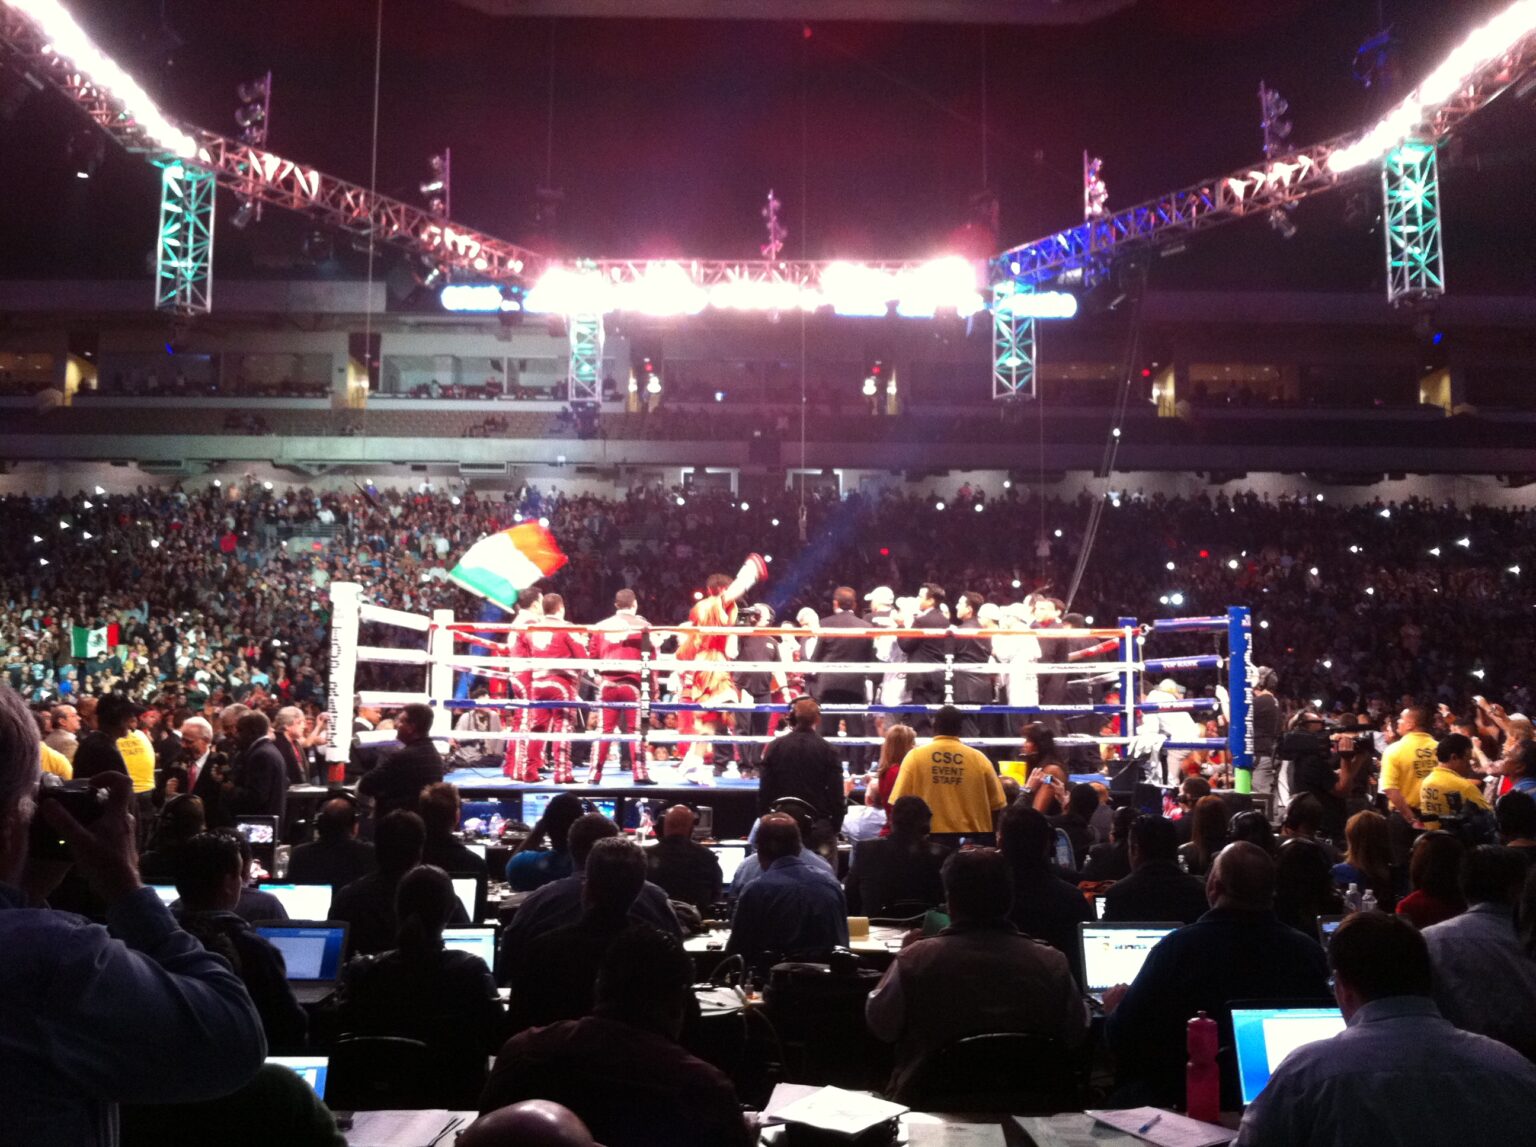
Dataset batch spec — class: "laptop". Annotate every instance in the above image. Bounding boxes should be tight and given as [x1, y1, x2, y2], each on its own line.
[442, 926, 498, 968]
[451, 876, 479, 923]
[1078, 922, 1180, 1004]
[1316, 915, 1345, 946]
[259, 883, 333, 922]
[266, 1055, 329, 1101]
[149, 884, 180, 908]
[1230, 1001, 1347, 1105]
[711, 844, 749, 885]
[464, 842, 488, 861]
[255, 922, 350, 1005]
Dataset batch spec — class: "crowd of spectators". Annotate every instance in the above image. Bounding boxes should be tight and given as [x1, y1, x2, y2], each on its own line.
[7, 478, 1536, 725]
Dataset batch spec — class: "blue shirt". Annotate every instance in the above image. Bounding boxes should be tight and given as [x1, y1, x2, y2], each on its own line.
[1422, 903, 1536, 1056]
[1235, 997, 1536, 1147]
[505, 847, 575, 891]
[727, 854, 849, 963]
[731, 845, 834, 898]
[0, 883, 266, 1146]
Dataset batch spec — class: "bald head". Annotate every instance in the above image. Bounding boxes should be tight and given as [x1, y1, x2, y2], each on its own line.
[1207, 841, 1276, 911]
[756, 813, 801, 863]
[661, 804, 696, 840]
[457, 1102, 594, 1147]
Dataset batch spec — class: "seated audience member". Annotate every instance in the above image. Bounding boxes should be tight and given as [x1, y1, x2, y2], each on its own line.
[138, 793, 207, 884]
[1279, 794, 1340, 862]
[1103, 814, 1211, 926]
[284, 797, 375, 890]
[843, 796, 949, 915]
[458, 1101, 595, 1147]
[1422, 845, 1536, 1058]
[1235, 912, 1536, 1146]
[173, 832, 308, 1053]
[222, 828, 289, 924]
[1081, 805, 1137, 883]
[1331, 809, 1397, 909]
[0, 685, 265, 1144]
[1104, 842, 1330, 1108]
[645, 805, 723, 913]
[122, 1061, 346, 1147]
[866, 847, 1089, 1101]
[334, 864, 505, 1106]
[482, 926, 752, 1147]
[331, 810, 466, 956]
[731, 806, 837, 896]
[505, 792, 584, 891]
[419, 781, 488, 915]
[1272, 837, 1345, 938]
[727, 813, 848, 966]
[1086, 782, 1115, 843]
[499, 813, 678, 981]
[1177, 795, 1230, 877]
[1050, 783, 1099, 872]
[1228, 809, 1277, 855]
[1172, 775, 1211, 844]
[997, 804, 1092, 981]
[1395, 831, 1467, 930]
[1495, 789, 1536, 862]
[512, 837, 647, 1030]
[357, 703, 446, 818]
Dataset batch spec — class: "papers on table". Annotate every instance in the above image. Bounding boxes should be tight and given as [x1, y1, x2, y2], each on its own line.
[1085, 1107, 1233, 1147]
[905, 1119, 1007, 1145]
[344, 1109, 475, 1147]
[1014, 1114, 1141, 1147]
[772, 1085, 908, 1137]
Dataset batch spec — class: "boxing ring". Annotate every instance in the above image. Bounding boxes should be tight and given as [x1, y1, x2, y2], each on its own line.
[324, 580, 1256, 832]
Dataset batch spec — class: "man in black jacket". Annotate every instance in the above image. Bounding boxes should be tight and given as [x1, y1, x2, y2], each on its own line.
[951, 592, 993, 739]
[286, 796, 376, 890]
[734, 605, 782, 776]
[811, 587, 877, 772]
[898, 584, 949, 732]
[224, 711, 288, 827]
[757, 698, 846, 833]
[1103, 814, 1215, 926]
[359, 703, 446, 819]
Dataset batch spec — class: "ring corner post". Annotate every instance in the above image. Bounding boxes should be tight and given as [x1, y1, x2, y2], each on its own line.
[1228, 605, 1254, 794]
[326, 581, 364, 785]
[1119, 617, 1138, 765]
[430, 609, 456, 738]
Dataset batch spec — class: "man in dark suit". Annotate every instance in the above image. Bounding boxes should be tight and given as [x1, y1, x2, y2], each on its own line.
[734, 604, 782, 776]
[898, 584, 949, 733]
[757, 697, 846, 833]
[358, 703, 446, 819]
[159, 715, 230, 823]
[811, 587, 877, 772]
[285, 797, 376, 890]
[223, 711, 288, 827]
[1103, 813, 1212, 925]
[951, 591, 994, 739]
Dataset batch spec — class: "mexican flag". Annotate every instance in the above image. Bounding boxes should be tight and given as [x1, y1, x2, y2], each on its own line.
[448, 522, 567, 613]
[71, 623, 120, 658]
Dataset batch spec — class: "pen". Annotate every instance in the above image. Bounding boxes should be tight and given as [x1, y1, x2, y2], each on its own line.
[1137, 1113, 1163, 1135]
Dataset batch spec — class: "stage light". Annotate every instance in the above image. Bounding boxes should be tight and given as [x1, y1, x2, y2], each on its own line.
[235, 71, 271, 147]
[646, 375, 662, 396]
[1331, 1, 1536, 174]
[1227, 558, 1239, 569]
[13, 0, 199, 157]
[627, 378, 638, 393]
[421, 150, 450, 217]
[1170, 592, 1185, 606]
[862, 377, 877, 397]
[1112, 428, 1121, 438]
[1083, 152, 1108, 219]
[992, 285, 1079, 319]
[1158, 595, 1169, 606]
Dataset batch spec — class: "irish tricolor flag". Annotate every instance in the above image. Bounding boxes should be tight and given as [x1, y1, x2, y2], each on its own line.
[448, 522, 567, 612]
[71, 623, 120, 658]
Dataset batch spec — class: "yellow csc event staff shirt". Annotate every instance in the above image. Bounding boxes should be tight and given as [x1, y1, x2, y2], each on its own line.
[1379, 730, 1438, 810]
[1418, 765, 1491, 828]
[116, 729, 157, 795]
[890, 736, 1006, 835]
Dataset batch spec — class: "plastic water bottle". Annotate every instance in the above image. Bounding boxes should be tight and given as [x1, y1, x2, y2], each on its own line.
[1361, 889, 1378, 914]
[637, 802, 655, 840]
[1186, 1011, 1220, 1124]
[489, 813, 506, 840]
[1344, 882, 1362, 913]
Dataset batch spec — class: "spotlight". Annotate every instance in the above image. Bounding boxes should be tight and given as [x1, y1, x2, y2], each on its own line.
[235, 72, 272, 147]
[421, 150, 451, 217]
[231, 199, 257, 230]
[862, 377, 877, 397]
[422, 265, 447, 291]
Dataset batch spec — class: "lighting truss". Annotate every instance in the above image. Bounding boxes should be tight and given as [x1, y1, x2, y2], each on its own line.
[992, 306, 1036, 399]
[155, 161, 214, 316]
[566, 262, 605, 402]
[1383, 140, 1444, 305]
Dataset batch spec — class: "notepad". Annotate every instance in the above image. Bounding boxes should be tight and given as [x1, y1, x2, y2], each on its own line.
[1085, 1107, 1233, 1147]
[774, 1086, 908, 1138]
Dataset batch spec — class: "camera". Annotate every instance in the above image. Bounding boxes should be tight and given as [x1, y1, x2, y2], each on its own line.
[28, 779, 108, 861]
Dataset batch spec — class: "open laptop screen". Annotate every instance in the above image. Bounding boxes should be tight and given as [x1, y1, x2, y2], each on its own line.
[267, 1055, 329, 1101]
[256, 923, 348, 982]
[1079, 923, 1179, 995]
[711, 844, 748, 885]
[259, 883, 333, 922]
[1231, 1004, 1347, 1105]
[442, 926, 497, 967]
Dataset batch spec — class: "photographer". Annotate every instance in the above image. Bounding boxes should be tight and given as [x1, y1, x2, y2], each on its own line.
[0, 684, 265, 1143]
[1279, 710, 1368, 841]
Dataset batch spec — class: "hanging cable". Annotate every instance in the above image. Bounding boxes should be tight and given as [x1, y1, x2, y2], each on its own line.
[357, 0, 384, 428]
[797, 25, 809, 540]
[1066, 259, 1151, 610]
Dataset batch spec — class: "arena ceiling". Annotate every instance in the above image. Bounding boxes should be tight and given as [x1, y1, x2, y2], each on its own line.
[447, 0, 1135, 23]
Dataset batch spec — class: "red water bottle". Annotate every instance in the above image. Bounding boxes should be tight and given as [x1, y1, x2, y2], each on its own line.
[1186, 1010, 1219, 1124]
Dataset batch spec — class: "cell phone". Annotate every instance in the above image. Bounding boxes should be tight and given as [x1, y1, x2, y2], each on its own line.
[28, 782, 108, 861]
